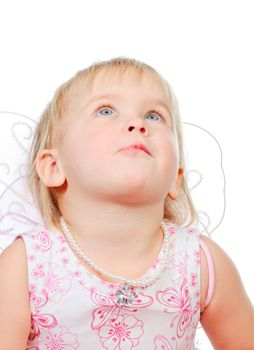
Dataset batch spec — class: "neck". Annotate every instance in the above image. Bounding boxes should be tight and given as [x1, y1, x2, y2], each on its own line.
[57, 195, 165, 269]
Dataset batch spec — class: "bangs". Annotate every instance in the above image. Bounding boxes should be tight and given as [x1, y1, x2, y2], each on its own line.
[76, 61, 155, 97]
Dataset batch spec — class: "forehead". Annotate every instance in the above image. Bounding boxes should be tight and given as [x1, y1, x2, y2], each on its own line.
[85, 68, 170, 99]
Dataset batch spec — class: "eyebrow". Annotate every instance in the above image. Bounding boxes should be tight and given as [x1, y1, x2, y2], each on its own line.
[83, 94, 173, 121]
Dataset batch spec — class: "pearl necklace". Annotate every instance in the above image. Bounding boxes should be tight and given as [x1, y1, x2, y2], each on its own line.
[59, 216, 171, 305]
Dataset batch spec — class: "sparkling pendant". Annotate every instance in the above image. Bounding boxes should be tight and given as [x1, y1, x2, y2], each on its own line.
[115, 284, 137, 306]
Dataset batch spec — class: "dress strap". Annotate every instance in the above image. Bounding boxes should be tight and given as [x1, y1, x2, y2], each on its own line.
[199, 238, 215, 308]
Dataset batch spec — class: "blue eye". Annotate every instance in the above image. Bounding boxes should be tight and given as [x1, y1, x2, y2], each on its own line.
[98, 106, 114, 116]
[145, 111, 164, 121]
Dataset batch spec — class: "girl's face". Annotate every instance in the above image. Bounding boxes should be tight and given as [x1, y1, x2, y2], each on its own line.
[58, 70, 179, 205]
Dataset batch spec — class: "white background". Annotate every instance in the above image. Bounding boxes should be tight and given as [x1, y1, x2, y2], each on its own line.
[0, 1, 253, 348]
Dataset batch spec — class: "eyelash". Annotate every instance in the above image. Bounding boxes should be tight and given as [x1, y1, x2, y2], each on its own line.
[97, 104, 166, 121]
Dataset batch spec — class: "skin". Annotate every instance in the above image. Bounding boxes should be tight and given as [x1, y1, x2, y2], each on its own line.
[0, 70, 253, 349]
[36, 70, 182, 278]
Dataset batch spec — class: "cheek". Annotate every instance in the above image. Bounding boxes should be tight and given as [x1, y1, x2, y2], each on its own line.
[160, 135, 179, 176]
[75, 126, 117, 174]
[161, 131, 179, 159]
[84, 126, 113, 155]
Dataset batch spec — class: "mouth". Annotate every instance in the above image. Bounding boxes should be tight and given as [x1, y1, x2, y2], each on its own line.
[119, 144, 151, 156]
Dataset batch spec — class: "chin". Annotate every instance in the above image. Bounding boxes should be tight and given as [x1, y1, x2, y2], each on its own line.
[109, 185, 162, 204]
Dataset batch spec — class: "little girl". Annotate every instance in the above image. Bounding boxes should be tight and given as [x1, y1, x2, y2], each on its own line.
[0, 57, 253, 349]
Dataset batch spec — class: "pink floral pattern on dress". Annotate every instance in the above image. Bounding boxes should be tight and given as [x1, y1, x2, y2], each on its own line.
[156, 277, 192, 338]
[29, 289, 57, 341]
[190, 272, 198, 287]
[91, 289, 153, 330]
[168, 227, 176, 236]
[98, 314, 144, 350]
[28, 254, 37, 262]
[90, 287, 153, 346]
[168, 251, 189, 285]
[154, 335, 175, 350]
[32, 230, 52, 252]
[32, 262, 73, 303]
[37, 325, 79, 349]
[193, 250, 200, 265]
[154, 328, 197, 350]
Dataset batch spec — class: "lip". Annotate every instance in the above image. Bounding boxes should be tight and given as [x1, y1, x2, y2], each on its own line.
[119, 143, 152, 156]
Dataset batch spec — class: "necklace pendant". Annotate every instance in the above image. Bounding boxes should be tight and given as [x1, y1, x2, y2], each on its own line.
[115, 284, 137, 306]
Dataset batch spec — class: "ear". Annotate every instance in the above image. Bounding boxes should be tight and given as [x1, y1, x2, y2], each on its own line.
[36, 149, 66, 187]
[168, 168, 184, 200]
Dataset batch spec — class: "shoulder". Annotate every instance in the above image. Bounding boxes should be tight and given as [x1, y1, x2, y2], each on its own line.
[0, 237, 31, 346]
[197, 232, 241, 313]
[0, 236, 28, 268]
[0, 237, 29, 295]
[199, 234, 254, 349]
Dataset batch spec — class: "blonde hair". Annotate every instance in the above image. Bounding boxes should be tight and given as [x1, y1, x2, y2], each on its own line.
[25, 57, 198, 228]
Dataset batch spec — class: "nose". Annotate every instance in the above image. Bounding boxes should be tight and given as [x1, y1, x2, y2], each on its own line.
[123, 118, 148, 135]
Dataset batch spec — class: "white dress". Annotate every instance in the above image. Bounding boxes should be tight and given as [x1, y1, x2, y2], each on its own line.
[21, 221, 202, 350]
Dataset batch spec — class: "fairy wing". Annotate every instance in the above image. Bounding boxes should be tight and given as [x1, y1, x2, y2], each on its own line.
[0, 112, 44, 252]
